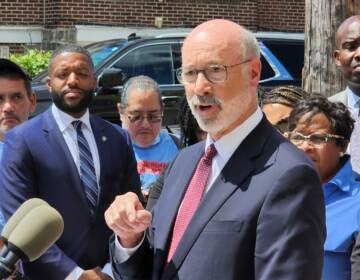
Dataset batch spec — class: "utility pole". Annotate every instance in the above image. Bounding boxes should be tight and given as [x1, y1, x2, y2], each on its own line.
[303, 0, 360, 96]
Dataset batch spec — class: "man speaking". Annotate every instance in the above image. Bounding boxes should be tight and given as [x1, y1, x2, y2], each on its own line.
[105, 19, 326, 280]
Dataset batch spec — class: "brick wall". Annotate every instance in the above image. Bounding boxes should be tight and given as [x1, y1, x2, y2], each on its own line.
[0, 0, 43, 25]
[0, 0, 305, 32]
[1, 0, 305, 53]
[258, 0, 305, 32]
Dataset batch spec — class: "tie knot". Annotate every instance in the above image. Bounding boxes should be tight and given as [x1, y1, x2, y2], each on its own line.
[203, 144, 217, 165]
[72, 120, 82, 131]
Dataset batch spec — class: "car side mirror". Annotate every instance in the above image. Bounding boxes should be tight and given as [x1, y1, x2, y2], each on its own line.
[97, 69, 127, 95]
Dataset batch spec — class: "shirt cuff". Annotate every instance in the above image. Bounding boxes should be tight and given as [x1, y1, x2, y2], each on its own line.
[114, 233, 145, 263]
[65, 266, 83, 280]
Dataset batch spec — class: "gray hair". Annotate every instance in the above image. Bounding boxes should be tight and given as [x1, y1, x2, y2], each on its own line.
[49, 44, 94, 73]
[120, 75, 163, 109]
[241, 28, 260, 59]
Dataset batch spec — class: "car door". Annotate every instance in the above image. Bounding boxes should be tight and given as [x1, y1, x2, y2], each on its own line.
[103, 40, 184, 126]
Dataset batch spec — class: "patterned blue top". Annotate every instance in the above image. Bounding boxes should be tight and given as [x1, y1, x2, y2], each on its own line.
[133, 131, 179, 191]
[322, 157, 360, 280]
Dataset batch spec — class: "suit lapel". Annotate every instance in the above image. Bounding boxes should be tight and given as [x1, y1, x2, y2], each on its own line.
[155, 146, 204, 250]
[42, 109, 89, 209]
[162, 117, 276, 279]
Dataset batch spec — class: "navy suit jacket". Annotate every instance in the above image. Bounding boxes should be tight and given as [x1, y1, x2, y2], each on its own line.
[0, 108, 142, 280]
[111, 117, 326, 280]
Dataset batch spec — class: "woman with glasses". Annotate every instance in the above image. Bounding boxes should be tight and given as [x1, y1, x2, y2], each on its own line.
[117, 75, 179, 197]
[286, 94, 358, 280]
[260, 85, 309, 133]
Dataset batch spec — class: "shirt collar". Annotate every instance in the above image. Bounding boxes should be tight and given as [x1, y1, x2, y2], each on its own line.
[326, 156, 356, 193]
[51, 104, 91, 132]
[205, 106, 263, 163]
[346, 87, 360, 111]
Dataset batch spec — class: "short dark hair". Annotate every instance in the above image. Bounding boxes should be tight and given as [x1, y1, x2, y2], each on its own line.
[0, 59, 32, 97]
[288, 94, 354, 146]
[49, 44, 94, 73]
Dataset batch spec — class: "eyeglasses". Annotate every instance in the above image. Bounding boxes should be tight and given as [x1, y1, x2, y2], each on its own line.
[285, 131, 344, 147]
[176, 59, 252, 84]
[125, 112, 162, 124]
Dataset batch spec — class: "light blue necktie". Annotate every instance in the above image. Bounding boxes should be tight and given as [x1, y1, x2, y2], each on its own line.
[72, 120, 98, 214]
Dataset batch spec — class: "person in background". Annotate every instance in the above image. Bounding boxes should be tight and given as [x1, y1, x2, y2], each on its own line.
[146, 97, 206, 210]
[178, 96, 207, 147]
[286, 94, 359, 280]
[117, 75, 179, 197]
[260, 85, 308, 133]
[105, 19, 325, 280]
[0, 45, 142, 280]
[0, 59, 36, 245]
[331, 15, 360, 175]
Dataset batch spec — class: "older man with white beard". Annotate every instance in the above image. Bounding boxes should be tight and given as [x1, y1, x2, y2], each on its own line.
[105, 19, 326, 280]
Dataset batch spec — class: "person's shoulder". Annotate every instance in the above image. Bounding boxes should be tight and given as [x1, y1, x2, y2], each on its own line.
[90, 115, 131, 144]
[10, 111, 48, 137]
[159, 130, 181, 149]
[328, 90, 347, 104]
[262, 127, 316, 173]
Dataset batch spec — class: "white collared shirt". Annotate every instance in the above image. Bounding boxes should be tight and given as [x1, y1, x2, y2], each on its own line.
[51, 104, 100, 184]
[346, 87, 360, 114]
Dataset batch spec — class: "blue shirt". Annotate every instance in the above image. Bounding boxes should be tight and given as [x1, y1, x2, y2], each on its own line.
[0, 141, 5, 233]
[322, 157, 360, 280]
[133, 131, 179, 191]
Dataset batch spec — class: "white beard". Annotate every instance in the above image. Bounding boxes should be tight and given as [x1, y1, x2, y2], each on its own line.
[187, 90, 253, 135]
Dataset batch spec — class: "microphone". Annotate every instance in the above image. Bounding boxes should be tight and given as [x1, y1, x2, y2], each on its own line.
[0, 200, 64, 279]
[1, 198, 47, 243]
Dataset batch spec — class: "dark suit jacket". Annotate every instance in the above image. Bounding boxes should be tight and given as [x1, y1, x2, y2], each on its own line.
[0, 108, 142, 280]
[111, 117, 326, 280]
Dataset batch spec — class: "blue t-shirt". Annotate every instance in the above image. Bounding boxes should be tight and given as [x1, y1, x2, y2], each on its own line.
[133, 131, 179, 191]
[0, 141, 4, 233]
[322, 157, 360, 280]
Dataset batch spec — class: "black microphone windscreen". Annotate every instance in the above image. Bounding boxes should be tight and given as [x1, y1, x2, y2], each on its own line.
[7, 204, 64, 262]
[1, 198, 48, 241]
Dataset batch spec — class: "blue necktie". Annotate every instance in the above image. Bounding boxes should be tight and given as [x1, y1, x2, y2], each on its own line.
[72, 121, 98, 213]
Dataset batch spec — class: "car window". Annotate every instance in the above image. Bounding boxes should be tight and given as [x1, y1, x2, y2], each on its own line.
[260, 55, 276, 80]
[111, 44, 174, 85]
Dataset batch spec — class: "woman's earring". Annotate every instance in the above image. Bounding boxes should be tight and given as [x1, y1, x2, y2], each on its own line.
[339, 152, 344, 157]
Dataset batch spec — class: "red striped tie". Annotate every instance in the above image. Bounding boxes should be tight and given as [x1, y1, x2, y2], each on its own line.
[167, 144, 217, 262]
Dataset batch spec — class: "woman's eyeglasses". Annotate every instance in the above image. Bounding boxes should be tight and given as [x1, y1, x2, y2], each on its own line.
[126, 112, 163, 124]
[285, 131, 344, 147]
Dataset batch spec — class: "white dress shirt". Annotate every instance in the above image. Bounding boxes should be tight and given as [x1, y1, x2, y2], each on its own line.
[114, 106, 263, 262]
[51, 104, 100, 183]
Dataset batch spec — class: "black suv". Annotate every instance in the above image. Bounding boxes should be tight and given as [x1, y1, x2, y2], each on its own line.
[32, 32, 304, 126]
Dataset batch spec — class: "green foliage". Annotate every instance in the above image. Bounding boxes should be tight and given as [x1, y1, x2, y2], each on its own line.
[10, 49, 52, 77]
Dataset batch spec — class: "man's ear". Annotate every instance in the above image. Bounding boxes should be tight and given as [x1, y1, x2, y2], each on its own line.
[117, 103, 125, 121]
[29, 91, 37, 113]
[249, 59, 261, 86]
[45, 76, 52, 92]
[333, 50, 342, 67]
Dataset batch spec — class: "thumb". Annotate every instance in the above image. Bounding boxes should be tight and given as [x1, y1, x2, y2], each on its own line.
[136, 209, 152, 225]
